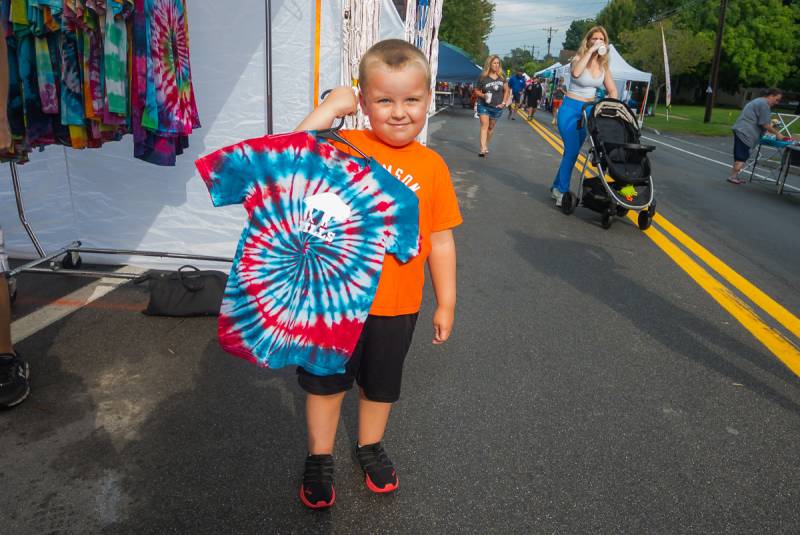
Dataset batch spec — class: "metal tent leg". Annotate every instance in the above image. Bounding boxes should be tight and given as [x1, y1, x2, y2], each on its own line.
[9, 162, 45, 259]
[5, 161, 232, 281]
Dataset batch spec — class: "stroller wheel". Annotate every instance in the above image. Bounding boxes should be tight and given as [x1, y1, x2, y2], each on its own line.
[616, 206, 629, 217]
[561, 192, 576, 215]
[648, 199, 657, 217]
[638, 210, 653, 230]
[601, 209, 613, 229]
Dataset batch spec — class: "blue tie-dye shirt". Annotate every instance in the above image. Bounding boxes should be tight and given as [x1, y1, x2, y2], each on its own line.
[195, 131, 420, 375]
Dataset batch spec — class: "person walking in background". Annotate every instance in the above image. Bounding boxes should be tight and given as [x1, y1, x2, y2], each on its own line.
[550, 82, 565, 125]
[525, 77, 543, 120]
[507, 68, 526, 120]
[475, 55, 509, 157]
[728, 88, 785, 184]
[551, 26, 617, 207]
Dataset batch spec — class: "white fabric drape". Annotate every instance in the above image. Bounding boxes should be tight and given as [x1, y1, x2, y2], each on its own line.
[341, 0, 381, 130]
[404, 0, 443, 144]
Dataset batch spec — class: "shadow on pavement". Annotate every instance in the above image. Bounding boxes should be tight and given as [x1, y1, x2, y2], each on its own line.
[508, 230, 800, 415]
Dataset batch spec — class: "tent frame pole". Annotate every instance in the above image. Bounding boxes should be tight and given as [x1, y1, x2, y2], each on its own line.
[5, 161, 233, 281]
[265, 0, 273, 134]
[639, 81, 651, 128]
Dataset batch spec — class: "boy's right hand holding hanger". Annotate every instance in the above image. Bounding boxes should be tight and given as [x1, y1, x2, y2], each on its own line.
[296, 87, 358, 131]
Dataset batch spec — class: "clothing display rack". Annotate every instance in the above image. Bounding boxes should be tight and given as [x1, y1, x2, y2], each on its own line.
[2, 1, 285, 283]
[5, 160, 232, 282]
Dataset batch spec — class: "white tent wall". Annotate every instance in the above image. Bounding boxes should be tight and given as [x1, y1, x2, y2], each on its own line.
[0, 1, 375, 268]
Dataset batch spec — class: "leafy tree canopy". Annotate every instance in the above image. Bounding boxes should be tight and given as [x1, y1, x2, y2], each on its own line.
[620, 20, 713, 88]
[562, 19, 596, 51]
[501, 47, 534, 73]
[440, 0, 496, 64]
[678, 0, 800, 89]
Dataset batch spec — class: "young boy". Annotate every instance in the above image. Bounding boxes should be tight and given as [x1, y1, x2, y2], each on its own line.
[294, 39, 461, 509]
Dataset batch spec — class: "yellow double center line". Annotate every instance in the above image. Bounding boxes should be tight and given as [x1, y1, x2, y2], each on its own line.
[521, 111, 800, 376]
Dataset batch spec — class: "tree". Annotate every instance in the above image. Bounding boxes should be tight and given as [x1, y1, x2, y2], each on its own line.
[595, 0, 685, 49]
[562, 18, 596, 51]
[502, 47, 534, 73]
[595, 0, 637, 45]
[678, 0, 800, 90]
[440, 0, 496, 63]
[620, 20, 713, 109]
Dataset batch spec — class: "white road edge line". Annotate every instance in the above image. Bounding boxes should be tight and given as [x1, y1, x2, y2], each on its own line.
[11, 265, 146, 344]
[660, 134, 731, 157]
[641, 135, 774, 181]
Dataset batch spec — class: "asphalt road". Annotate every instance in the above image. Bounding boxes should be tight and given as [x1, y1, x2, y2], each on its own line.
[2, 107, 799, 534]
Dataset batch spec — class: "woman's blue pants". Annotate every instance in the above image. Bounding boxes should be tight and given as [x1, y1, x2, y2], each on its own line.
[552, 96, 591, 193]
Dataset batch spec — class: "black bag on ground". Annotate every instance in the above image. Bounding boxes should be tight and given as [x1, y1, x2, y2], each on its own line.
[139, 265, 227, 317]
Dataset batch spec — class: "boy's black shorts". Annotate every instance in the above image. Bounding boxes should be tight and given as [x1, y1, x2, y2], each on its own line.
[297, 313, 418, 403]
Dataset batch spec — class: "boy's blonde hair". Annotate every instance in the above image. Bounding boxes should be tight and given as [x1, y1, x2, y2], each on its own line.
[358, 39, 431, 91]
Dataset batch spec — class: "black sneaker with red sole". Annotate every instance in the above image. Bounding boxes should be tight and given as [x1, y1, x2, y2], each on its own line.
[299, 454, 335, 509]
[354, 442, 398, 493]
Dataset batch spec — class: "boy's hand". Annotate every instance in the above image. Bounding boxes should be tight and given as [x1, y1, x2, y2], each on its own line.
[321, 87, 358, 118]
[432, 306, 454, 345]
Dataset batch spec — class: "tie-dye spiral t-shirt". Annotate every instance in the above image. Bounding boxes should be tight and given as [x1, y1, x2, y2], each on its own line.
[195, 131, 420, 375]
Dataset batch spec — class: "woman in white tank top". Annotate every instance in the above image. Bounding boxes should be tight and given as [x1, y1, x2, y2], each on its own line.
[550, 26, 618, 205]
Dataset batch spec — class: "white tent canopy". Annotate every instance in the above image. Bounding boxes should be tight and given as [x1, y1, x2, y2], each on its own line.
[534, 62, 562, 77]
[0, 0, 408, 267]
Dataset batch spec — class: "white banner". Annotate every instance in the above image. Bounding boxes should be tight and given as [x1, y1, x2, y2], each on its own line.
[661, 25, 671, 108]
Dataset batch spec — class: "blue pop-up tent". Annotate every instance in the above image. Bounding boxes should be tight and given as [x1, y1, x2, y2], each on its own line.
[436, 42, 482, 82]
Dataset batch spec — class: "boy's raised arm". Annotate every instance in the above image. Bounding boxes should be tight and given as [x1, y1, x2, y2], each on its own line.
[294, 87, 358, 132]
[428, 229, 457, 345]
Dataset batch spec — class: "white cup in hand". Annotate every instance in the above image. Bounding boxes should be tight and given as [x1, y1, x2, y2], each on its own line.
[597, 45, 608, 56]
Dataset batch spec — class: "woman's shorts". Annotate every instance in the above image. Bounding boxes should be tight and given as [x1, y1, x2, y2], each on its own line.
[297, 313, 419, 403]
[552, 98, 563, 112]
[477, 103, 503, 120]
[733, 132, 751, 163]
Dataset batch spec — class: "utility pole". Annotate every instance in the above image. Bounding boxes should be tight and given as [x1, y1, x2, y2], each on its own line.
[704, 0, 728, 123]
[542, 27, 556, 57]
[530, 45, 537, 60]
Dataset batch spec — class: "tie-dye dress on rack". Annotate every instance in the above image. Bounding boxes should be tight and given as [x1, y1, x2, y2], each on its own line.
[195, 132, 421, 376]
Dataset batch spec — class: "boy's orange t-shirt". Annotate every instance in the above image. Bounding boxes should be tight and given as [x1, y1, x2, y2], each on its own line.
[336, 129, 462, 316]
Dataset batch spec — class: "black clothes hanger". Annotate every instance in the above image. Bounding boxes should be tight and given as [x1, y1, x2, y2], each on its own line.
[316, 89, 371, 161]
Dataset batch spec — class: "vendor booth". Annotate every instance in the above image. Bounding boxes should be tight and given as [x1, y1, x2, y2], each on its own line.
[534, 62, 562, 79]
[436, 42, 481, 83]
[555, 45, 652, 123]
[0, 0, 439, 272]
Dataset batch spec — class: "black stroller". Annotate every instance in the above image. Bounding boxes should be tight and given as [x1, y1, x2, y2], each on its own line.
[561, 98, 656, 230]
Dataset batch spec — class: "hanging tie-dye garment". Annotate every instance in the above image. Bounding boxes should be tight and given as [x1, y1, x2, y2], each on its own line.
[195, 132, 421, 376]
[1, 0, 199, 165]
[142, 0, 198, 136]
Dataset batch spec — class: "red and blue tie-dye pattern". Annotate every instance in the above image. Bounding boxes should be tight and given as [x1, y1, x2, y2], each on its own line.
[195, 131, 420, 375]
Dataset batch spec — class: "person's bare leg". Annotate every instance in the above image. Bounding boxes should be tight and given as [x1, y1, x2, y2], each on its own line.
[729, 161, 745, 180]
[306, 392, 346, 454]
[0, 277, 12, 354]
[479, 115, 489, 153]
[486, 119, 497, 148]
[357, 389, 392, 446]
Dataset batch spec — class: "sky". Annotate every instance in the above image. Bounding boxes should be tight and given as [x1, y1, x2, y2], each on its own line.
[486, 0, 609, 60]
